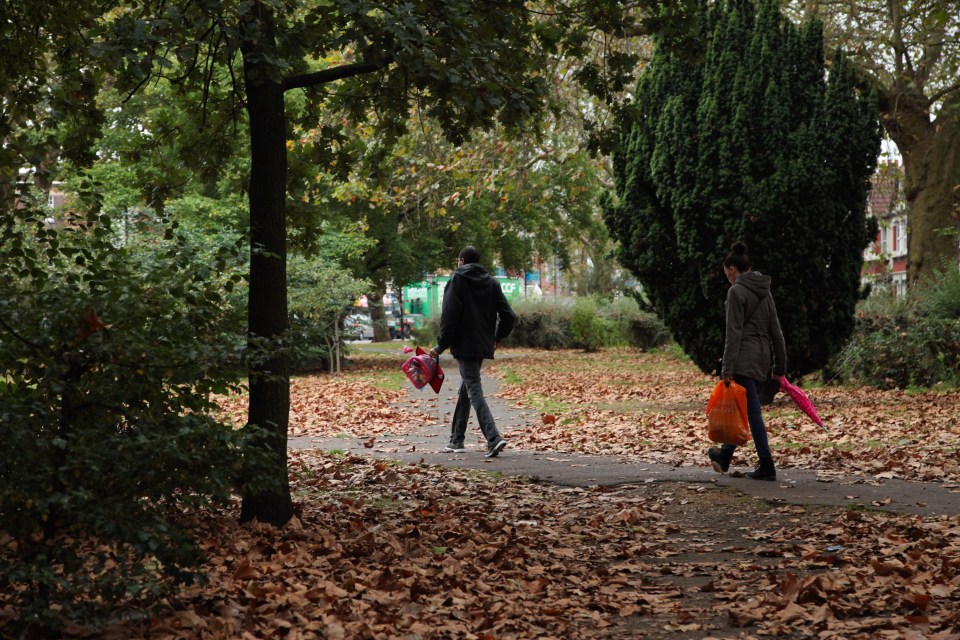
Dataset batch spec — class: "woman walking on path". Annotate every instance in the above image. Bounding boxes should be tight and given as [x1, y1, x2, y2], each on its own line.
[708, 241, 787, 480]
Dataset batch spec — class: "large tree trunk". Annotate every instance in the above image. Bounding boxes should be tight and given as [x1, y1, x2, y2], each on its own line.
[904, 136, 960, 287]
[239, 29, 294, 527]
[368, 280, 391, 342]
[902, 128, 960, 288]
[880, 93, 960, 288]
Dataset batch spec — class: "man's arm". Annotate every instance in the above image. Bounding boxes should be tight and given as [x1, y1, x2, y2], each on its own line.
[432, 277, 461, 357]
[493, 287, 516, 342]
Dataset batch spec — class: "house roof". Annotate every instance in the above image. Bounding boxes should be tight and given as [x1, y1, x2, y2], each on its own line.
[868, 162, 903, 218]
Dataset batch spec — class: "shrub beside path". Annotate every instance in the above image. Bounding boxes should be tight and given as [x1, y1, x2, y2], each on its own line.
[291, 352, 960, 518]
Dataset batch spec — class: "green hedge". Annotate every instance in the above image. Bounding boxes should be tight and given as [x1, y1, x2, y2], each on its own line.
[506, 296, 670, 351]
[836, 265, 960, 388]
[411, 296, 671, 352]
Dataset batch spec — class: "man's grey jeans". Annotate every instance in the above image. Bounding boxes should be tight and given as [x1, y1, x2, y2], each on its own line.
[450, 357, 501, 446]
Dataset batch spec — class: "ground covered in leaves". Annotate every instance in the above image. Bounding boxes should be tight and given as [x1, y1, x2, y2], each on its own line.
[82, 453, 960, 639]
[491, 348, 960, 485]
[215, 355, 437, 438]
[10, 345, 960, 638]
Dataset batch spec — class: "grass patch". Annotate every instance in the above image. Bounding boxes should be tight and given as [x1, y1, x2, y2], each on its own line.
[347, 341, 408, 355]
[371, 496, 405, 511]
[356, 370, 408, 392]
[524, 393, 574, 415]
[659, 342, 688, 362]
[497, 366, 524, 386]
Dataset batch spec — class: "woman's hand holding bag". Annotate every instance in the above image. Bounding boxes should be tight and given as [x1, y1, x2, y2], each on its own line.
[706, 381, 750, 446]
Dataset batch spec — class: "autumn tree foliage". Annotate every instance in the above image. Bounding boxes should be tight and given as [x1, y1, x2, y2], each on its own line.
[90, 0, 586, 526]
[93, 0, 698, 526]
[1, 0, 700, 541]
[604, 0, 882, 379]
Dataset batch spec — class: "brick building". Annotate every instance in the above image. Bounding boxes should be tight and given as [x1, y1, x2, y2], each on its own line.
[862, 162, 908, 298]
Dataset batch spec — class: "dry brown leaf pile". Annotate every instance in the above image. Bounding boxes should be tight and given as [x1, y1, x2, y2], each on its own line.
[7, 347, 960, 638]
[492, 349, 960, 484]
[53, 453, 958, 639]
[215, 356, 436, 438]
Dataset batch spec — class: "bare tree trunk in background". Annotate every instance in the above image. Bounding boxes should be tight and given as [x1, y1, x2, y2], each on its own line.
[879, 90, 960, 288]
[369, 281, 391, 342]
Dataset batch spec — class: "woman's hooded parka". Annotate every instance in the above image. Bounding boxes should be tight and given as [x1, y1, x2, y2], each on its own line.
[721, 271, 787, 382]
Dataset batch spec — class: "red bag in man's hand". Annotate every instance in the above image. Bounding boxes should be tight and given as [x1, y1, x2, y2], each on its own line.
[706, 381, 749, 446]
[401, 347, 445, 393]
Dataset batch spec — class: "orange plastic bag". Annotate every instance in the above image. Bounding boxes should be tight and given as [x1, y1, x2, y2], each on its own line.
[706, 381, 750, 446]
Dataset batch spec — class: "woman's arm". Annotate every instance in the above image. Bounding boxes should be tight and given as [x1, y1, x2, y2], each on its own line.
[721, 285, 746, 379]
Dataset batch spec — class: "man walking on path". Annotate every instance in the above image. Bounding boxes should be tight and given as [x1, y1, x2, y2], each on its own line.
[430, 246, 516, 457]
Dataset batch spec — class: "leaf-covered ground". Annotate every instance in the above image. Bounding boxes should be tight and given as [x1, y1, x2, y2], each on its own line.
[12, 346, 960, 638]
[215, 356, 437, 438]
[491, 348, 960, 485]
[87, 453, 960, 639]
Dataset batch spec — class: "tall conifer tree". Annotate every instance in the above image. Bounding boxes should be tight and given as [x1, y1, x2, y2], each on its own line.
[605, 0, 882, 379]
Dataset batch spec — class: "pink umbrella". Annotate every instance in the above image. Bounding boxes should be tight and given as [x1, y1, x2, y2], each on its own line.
[778, 376, 829, 433]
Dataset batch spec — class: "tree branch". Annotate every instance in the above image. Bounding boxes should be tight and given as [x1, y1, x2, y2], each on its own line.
[929, 78, 960, 109]
[283, 57, 392, 92]
[0, 315, 43, 351]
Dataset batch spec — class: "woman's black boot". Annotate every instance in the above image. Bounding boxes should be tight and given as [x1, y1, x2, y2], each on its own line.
[707, 448, 732, 473]
[746, 459, 776, 481]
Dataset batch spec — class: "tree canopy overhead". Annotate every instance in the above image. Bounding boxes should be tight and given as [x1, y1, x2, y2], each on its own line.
[605, 0, 882, 379]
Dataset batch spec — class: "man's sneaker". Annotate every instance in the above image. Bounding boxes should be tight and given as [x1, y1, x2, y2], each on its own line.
[444, 443, 466, 453]
[707, 447, 732, 473]
[485, 438, 507, 458]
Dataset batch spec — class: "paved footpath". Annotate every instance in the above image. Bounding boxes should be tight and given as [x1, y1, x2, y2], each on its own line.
[291, 357, 960, 518]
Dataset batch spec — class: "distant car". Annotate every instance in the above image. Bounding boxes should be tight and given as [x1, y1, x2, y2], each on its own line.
[344, 313, 373, 340]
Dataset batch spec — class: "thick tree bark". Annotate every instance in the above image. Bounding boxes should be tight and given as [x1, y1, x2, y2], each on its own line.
[238, 37, 294, 526]
[368, 280, 390, 342]
[902, 126, 960, 288]
[880, 91, 960, 287]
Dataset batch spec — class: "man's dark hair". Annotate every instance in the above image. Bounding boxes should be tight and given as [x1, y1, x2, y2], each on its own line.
[459, 246, 481, 264]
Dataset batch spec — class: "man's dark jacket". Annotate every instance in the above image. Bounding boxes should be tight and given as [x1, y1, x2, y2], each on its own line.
[435, 263, 516, 359]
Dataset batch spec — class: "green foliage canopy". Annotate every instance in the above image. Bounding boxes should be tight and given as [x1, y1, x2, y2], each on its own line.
[604, 0, 882, 378]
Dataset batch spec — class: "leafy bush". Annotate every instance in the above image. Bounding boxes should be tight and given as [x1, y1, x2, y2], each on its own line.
[503, 296, 669, 351]
[627, 314, 673, 350]
[413, 316, 439, 347]
[502, 299, 575, 350]
[836, 266, 960, 388]
[571, 297, 608, 352]
[0, 209, 273, 634]
[288, 254, 369, 373]
[917, 261, 960, 320]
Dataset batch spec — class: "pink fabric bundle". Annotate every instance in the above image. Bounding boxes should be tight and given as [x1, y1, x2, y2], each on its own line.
[402, 346, 445, 393]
